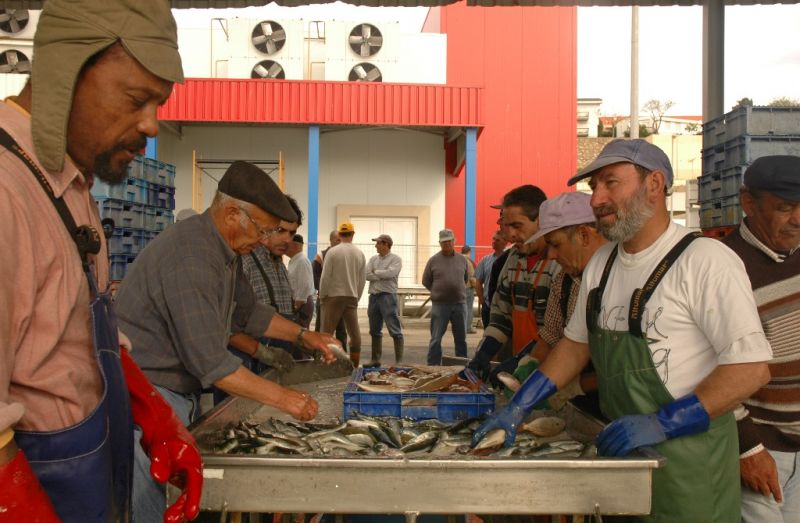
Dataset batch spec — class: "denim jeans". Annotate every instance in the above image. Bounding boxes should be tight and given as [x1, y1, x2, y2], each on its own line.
[742, 449, 800, 522]
[426, 302, 467, 365]
[132, 385, 200, 523]
[368, 292, 403, 339]
[465, 287, 475, 332]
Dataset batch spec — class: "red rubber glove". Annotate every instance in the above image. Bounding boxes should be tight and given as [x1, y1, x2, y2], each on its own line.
[0, 447, 59, 522]
[120, 349, 203, 522]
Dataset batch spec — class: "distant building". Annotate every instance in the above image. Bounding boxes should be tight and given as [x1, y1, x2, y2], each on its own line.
[577, 98, 602, 137]
[599, 114, 703, 137]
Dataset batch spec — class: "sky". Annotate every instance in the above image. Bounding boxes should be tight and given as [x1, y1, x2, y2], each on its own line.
[174, 2, 800, 117]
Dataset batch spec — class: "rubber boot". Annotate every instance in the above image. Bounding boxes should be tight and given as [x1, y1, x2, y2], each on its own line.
[350, 350, 361, 367]
[365, 336, 382, 368]
[393, 337, 404, 364]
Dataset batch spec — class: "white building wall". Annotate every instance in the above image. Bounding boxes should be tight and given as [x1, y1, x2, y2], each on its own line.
[157, 126, 444, 250]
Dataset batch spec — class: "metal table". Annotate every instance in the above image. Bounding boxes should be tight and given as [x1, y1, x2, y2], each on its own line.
[175, 362, 663, 521]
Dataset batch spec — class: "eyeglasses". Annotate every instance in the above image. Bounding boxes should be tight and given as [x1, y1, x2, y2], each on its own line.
[239, 208, 281, 239]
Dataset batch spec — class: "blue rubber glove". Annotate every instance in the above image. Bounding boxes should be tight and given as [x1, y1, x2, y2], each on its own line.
[488, 339, 538, 389]
[596, 394, 710, 457]
[461, 336, 503, 382]
[471, 370, 557, 448]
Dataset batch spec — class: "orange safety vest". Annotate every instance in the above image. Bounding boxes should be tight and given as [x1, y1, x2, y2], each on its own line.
[510, 254, 544, 355]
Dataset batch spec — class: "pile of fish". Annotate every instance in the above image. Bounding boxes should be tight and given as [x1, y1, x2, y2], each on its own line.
[356, 366, 479, 393]
[213, 412, 593, 459]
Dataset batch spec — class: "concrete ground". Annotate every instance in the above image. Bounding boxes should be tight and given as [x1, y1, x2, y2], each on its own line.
[323, 304, 484, 366]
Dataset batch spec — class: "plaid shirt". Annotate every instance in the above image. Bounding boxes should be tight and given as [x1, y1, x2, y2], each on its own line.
[539, 271, 580, 347]
[241, 246, 295, 319]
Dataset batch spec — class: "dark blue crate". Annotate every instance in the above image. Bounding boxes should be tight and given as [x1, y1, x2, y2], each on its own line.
[343, 367, 494, 422]
[697, 165, 745, 203]
[128, 156, 144, 180]
[157, 185, 176, 210]
[700, 194, 741, 229]
[153, 209, 174, 231]
[156, 163, 176, 188]
[109, 253, 136, 281]
[143, 157, 160, 184]
[92, 177, 138, 202]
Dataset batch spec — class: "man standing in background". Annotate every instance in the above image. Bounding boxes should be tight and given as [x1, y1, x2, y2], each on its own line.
[287, 234, 316, 329]
[313, 230, 347, 350]
[365, 234, 404, 367]
[320, 222, 366, 366]
[474, 230, 508, 330]
[423, 229, 470, 365]
[461, 245, 478, 334]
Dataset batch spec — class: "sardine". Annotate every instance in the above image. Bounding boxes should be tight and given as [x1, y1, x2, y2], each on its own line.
[473, 429, 506, 451]
[400, 431, 439, 452]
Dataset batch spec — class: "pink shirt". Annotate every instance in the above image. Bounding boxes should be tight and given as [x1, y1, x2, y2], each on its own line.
[0, 100, 105, 432]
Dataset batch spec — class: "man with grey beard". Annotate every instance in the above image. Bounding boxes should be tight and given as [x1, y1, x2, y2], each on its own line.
[473, 139, 772, 521]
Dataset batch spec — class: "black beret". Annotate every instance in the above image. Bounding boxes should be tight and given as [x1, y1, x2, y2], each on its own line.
[292, 234, 304, 244]
[218, 161, 298, 222]
[744, 155, 800, 202]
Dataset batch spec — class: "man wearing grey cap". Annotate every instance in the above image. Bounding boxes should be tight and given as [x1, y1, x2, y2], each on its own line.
[365, 234, 404, 366]
[474, 139, 772, 521]
[423, 229, 471, 364]
[116, 161, 340, 521]
[0, 1, 201, 521]
[721, 156, 800, 521]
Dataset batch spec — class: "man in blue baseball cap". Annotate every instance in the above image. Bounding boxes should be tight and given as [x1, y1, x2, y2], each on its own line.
[473, 139, 773, 521]
[722, 155, 800, 522]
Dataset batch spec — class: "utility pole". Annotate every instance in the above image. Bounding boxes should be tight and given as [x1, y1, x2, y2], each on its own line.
[630, 6, 640, 139]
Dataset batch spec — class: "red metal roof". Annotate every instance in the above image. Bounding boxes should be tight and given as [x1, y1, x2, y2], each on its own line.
[158, 78, 484, 128]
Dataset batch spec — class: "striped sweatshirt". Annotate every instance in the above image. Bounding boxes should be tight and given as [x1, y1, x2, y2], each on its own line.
[724, 222, 800, 454]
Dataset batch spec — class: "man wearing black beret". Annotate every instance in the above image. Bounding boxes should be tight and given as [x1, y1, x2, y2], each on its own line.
[115, 160, 341, 518]
[722, 155, 800, 521]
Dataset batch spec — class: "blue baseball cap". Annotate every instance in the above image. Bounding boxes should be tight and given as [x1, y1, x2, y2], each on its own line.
[744, 155, 800, 202]
[568, 139, 674, 188]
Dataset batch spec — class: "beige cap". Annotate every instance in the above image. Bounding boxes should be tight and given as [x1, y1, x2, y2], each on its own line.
[32, 0, 184, 172]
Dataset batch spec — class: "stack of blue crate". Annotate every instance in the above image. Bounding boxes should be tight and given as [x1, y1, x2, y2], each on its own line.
[92, 156, 177, 281]
[699, 106, 800, 230]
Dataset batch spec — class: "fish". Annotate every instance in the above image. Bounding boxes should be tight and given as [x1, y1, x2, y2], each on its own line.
[473, 429, 506, 451]
[400, 431, 439, 452]
[520, 416, 566, 437]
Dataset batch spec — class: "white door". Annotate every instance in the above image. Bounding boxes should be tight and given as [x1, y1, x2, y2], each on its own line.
[350, 216, 417, 307]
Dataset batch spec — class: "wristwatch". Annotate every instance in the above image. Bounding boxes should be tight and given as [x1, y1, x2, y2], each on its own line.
[295, 327, 308, 347]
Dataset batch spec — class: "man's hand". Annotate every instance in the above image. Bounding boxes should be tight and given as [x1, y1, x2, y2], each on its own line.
[254, 343, 295, 373]
[300, 330, 341, 364]
[280, 389, 319, 421]
[121, 349, 203, 522]
[741, 448, 783, 503]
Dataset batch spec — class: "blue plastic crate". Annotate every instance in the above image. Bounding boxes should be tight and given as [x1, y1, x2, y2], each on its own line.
[143, 157, 160, 184]
[700, 194, 742, 229]
[145, 181, 159, 207]
[157, 185, 176, 210]
[143, 206, 157, 231]
[153, 209, 174, 231]
[697, 165, 745, 203]
[343, 367, 495, 422]
[128, 156, 144, 180]
[109, 253, 136, 281]
[156, 163, 176, 188]
[92, 177, 138, 202]
[723, 135, 800, 170]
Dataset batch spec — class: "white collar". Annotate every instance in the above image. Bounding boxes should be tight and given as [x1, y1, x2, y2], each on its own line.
[739, 220, 798, 263]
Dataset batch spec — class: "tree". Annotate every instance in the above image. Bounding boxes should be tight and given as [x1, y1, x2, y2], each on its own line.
[732, 97, 753, 110]
[642, 99, 674, 134]
[685, 122, 700, 134]
[624, 124, 651, 138]
[768, 97, 800, 107]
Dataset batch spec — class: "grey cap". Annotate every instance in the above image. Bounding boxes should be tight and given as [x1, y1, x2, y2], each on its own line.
[744, 155, 800, 202]
[218, 161, 298, 222]
[372, 234, 393, 246]
[568, 139, 673, 187]
[527, 192, 595, 244]
[439, 229, 455, 242]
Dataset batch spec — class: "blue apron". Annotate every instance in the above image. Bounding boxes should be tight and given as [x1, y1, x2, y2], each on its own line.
[3, 129, 133, 522]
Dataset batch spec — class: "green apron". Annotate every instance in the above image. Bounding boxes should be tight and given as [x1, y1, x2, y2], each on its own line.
[587, 233, 739, 522]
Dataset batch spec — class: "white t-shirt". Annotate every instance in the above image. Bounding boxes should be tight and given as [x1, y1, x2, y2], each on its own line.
[564, 221, 772, 399]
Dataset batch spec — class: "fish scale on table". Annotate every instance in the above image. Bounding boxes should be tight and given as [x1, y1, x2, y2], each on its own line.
[212, 413, 591, 459]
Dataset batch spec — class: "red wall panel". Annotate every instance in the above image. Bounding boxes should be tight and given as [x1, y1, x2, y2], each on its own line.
[439, 3, 577, 257]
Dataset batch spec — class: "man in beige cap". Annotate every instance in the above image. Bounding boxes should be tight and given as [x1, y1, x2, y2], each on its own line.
[0, 1, 201, 522]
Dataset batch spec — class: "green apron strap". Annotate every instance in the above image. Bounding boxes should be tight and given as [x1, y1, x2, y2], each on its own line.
[586, 246, 619, 333]
[628, 232, 703, 337]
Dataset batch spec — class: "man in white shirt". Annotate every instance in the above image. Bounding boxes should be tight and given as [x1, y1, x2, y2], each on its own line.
[473, 139, 772, 521]
[365, 234, 404, 367]
[286, 234, 315, 329]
